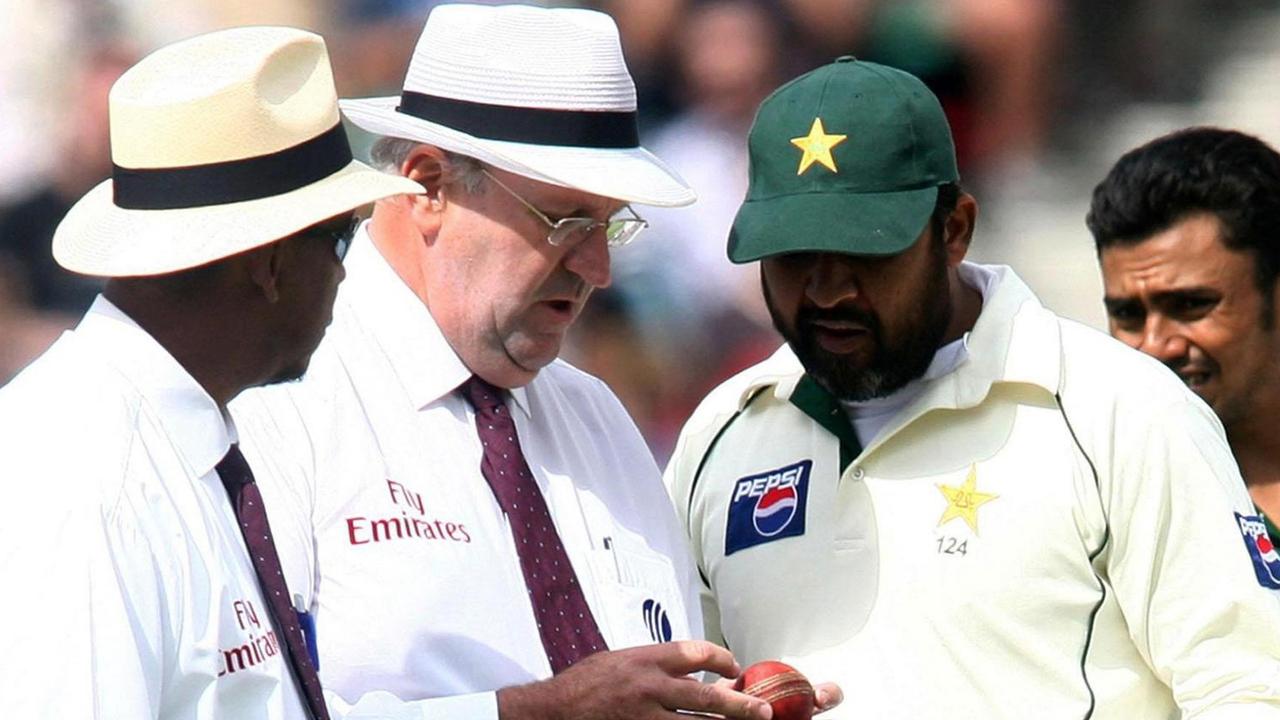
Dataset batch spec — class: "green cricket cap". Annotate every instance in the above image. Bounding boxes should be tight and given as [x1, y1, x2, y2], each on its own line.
[728, 57, 959, 263]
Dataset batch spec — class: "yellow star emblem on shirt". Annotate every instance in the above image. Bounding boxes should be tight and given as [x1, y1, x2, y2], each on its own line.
[936, 465, 998, 534]
[790, 117, 848, 175]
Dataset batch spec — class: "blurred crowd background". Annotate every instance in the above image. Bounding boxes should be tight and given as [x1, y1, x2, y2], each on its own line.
[3, 0, 1280, 462]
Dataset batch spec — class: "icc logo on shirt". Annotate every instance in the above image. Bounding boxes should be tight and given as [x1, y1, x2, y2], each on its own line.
[724, 460, 813, 556]
[642, 598, 673, 643]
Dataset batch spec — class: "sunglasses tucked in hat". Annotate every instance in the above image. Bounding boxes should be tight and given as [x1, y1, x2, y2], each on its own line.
[728, 57, 959, 264]
[340, 3, 695, 208]
[53, 26, 423, 278]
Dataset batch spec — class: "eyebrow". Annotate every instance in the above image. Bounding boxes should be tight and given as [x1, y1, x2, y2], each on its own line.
[1103, 287, 1219, 310]
[551, 202, 624, 221]
[539, 192, 623, 219]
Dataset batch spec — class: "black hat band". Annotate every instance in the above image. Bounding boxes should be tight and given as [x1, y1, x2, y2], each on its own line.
[396, 91, 639, 149]
[112, 122, 353, 210]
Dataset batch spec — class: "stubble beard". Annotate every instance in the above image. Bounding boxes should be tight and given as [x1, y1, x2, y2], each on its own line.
[764, 259, 952, 402]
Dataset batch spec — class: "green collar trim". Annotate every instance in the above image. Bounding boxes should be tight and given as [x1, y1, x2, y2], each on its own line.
[788, 374, 862, 473]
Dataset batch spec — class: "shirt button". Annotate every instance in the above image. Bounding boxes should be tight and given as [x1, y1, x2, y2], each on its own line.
[850, 466, 866, 481]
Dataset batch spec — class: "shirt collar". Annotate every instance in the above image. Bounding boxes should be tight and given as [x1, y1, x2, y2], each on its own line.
[949, 262, 1062, 401]
[74, 296, 232, 476]
[340, 222, 532, 416]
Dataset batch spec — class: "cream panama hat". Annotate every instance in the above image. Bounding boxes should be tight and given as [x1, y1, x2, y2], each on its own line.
[53, 26, 423, 277]
[340, 3, 695, 208]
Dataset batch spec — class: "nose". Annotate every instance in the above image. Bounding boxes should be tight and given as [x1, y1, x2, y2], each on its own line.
[1132, 314, 1189, 364]
[562, 232, 612, 289]
[804, 256, 860, 308]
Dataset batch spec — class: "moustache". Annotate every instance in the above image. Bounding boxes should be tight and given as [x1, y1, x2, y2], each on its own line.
[797, 305, 881, 334]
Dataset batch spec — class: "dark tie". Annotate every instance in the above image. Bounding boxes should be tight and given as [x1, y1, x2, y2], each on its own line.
[460, 376, 609, 673]
[218, 445, 330, 720]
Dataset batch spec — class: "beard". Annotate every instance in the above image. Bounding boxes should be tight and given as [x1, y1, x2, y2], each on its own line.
[764, 251, 953, 402]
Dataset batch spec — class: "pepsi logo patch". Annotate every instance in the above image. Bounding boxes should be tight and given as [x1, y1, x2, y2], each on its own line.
[642, 598, 673, 643]
[725, 460, 812, 556]
[1235, 512, 1280, 589]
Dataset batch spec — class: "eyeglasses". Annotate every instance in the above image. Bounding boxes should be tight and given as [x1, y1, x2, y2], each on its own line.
[303, 215, 361, 261]
[480, 168, 647, 248]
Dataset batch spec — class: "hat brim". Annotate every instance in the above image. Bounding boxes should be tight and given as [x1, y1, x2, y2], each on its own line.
[341, 96, 696, 208]
[727, 185, 938, 263]
[53, 159, 423, 277]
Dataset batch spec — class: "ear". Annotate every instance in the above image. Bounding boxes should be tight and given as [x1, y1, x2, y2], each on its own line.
[942, 191, 979, 268]
[244, 239, 288, 304]
[401, 145, 452, 239]
[403, 145, 451, 208]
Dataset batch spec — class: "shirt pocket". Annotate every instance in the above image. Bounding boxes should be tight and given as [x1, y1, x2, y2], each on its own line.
[588, 541, 690, 650]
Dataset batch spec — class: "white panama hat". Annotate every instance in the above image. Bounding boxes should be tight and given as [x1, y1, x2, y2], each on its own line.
[340, 3, 696, 208]
[53, 26, 424, 277]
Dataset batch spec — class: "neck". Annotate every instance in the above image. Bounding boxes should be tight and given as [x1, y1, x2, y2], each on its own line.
[103, 284, 257, 407]
[941, 266, 982, 344]
[369, 201, 431, 306]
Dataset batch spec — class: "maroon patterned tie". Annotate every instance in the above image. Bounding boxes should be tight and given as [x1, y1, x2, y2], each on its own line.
[460, 376, 609, 673]
[218, 445, 330, 720]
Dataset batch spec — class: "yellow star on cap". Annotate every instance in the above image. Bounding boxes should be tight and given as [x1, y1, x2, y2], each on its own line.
[790, 117, 848, 175]
[936, 465, 998, 534]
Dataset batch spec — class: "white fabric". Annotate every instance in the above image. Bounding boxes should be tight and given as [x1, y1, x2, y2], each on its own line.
[666, 263, 1280, 719]
[399, 5, 635, 110]
[339, 4, 694, 208]
[0, 297, 309, 719]
[232, 224, 702, 720]
[838, 337, 960, 447]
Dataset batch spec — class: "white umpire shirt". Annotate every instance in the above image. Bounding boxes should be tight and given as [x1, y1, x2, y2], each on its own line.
[0, 297, 310, 719]
[232, 225, 702, 720]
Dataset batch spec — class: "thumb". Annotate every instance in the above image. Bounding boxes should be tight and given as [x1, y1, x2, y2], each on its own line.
[814, 682, 843, 714]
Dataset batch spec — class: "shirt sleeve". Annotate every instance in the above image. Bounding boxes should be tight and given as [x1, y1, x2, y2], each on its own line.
[0, 465, 168, 718]
[1102, 394, 1280, 715]
[663, 412, 725, 649]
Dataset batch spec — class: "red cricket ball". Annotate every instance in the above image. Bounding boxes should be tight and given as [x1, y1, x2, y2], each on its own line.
[733, 660, 816, 720]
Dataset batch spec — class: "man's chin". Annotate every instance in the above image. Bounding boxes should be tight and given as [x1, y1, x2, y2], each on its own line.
[263, 359, 311, 388]
[800, 353, 885, 402]
[509, 332, 566, 369]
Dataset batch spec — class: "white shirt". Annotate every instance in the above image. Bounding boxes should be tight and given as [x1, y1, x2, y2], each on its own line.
[0, 298, 309, 719]
[667, 264, 1280, 719]
[232, 227, 702, 720]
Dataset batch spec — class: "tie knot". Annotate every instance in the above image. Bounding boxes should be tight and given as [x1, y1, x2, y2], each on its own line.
[216, 444, 255, 488]
[460, 375, 507, 414]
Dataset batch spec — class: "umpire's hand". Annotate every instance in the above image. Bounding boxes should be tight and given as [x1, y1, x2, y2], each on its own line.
[496, 640, 773, 720]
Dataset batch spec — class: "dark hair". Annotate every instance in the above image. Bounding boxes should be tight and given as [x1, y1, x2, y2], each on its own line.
[929, 182, 961, 241]
[1086, 127, 1280, 295]
[105, 257, 230, 303]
